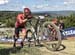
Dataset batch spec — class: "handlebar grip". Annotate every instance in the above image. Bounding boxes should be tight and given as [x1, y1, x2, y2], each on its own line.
[27, 19, 32, 22]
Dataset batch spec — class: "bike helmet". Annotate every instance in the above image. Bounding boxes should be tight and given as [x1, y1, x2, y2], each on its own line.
[24, 8, 31, 13]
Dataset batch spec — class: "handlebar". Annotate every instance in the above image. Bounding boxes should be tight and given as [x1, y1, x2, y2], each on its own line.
[26, 16, 46, 26]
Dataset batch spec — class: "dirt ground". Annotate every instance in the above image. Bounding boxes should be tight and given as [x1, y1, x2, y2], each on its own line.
[0, 40, 75, 55]
[38, 40, 75, 55]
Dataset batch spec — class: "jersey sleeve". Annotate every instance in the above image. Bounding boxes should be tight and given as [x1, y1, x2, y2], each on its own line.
[17, 14, 23, 24]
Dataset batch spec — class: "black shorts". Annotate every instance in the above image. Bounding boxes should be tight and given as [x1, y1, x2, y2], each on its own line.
[15, 26, 25, 35]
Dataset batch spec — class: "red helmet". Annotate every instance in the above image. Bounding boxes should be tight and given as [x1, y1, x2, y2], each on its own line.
[24, 8, 31, 13]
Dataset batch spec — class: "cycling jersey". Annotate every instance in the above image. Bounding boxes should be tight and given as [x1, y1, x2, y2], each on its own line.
[15, 13, 25, 28]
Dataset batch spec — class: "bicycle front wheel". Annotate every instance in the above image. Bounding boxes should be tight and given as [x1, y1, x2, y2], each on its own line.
[42, 22, 62, 51]
[26, 29, 36, 47]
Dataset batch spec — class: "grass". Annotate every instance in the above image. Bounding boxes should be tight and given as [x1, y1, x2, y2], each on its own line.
[0, 44, 44, 55]
[0, 40, 75, 55]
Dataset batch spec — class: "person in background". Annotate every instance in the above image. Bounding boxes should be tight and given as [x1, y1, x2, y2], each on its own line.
[59, 19, 65, 30]
[58, 19, 65, 39]
[47, 18, 59, 40]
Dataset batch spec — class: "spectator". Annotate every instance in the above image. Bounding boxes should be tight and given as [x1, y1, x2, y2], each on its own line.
[59, 19, 65, 30]
[59, 19, 65, 39]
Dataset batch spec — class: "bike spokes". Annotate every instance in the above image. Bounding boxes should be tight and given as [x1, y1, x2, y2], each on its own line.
[42, 22, 62, 51]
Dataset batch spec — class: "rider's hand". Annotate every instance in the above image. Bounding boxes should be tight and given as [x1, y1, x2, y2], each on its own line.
[28, 15, 33, 19]
[23, 19, 28, 22]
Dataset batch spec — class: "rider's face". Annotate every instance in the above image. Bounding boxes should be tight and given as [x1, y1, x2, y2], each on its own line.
[24, 10, 30, 16]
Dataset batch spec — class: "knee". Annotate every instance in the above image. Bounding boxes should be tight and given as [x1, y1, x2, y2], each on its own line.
[22, 29, 26, 36]
[22, 30, 26, 36]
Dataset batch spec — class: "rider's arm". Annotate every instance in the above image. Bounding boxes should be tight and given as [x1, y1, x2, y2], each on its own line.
[17, 15, 28, 24]
[22, 19, 28, 23]
[48, 25, 53, 29]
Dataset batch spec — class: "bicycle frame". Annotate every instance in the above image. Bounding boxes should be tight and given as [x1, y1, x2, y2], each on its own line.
[26, 17, 62, 51]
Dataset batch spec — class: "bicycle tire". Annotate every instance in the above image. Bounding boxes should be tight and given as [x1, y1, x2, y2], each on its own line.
[26, 29, 37, 47]
[42, 22, 62, 51]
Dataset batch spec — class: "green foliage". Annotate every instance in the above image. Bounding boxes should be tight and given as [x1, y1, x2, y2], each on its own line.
[0, 46, 43, 55]
[0, 11, 75, 28]
[57, 13, 75, 28]
[0, 11, 19, 27]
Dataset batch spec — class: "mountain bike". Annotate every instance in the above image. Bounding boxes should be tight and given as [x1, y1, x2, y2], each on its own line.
[26, 16, 62, 51]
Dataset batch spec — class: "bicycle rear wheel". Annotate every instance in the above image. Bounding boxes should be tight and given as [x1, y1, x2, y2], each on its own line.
[42, 22, 62, 51]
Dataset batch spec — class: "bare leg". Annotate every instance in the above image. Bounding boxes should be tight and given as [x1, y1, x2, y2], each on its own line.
[20, 29, 26, 48]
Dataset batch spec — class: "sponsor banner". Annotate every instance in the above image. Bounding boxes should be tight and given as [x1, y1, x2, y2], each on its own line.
[62, 27, 75, 37]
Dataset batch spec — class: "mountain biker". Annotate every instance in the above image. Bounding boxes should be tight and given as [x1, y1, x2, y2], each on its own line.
[13, 8, 33, 47]
[47, 18, 58, 40]
[47, 18, 58, 29]
[52, 18, 58, 25]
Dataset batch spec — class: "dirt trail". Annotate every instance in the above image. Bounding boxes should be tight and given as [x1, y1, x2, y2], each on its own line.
[0, 40, 75, 55]
[38, 40, 75, 55]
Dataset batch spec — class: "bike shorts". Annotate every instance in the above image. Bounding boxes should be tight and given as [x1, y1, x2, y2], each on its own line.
[15, 26, 26, 36]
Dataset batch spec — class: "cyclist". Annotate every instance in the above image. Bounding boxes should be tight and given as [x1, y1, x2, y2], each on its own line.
[13, 8, 33, 47]
[47, 18, 58, 40]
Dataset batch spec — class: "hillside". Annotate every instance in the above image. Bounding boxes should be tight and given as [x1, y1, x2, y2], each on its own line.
[0, 10, 75, 28]
[0, 10, 75, 16]
[33, 10, 75, 17]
